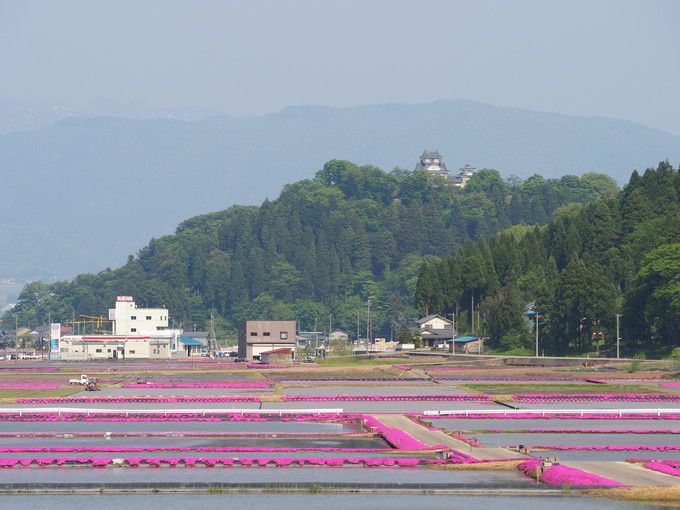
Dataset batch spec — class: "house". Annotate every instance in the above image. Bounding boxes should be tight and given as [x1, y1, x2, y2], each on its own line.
[259, 347, 294, 365]
[238, 320, 297, 360]
[415, 150, 449, 179]
[415, 314, 455, 348]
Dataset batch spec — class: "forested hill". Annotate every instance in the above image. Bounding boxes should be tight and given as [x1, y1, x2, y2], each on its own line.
[7, 161, 618, 336]
[416, 161, 680, 357]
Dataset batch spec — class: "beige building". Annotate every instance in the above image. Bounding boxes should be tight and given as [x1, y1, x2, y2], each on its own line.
[259, 347, 294, 365]
[238, 320, 296, 360]
[59, 334, 172, 360]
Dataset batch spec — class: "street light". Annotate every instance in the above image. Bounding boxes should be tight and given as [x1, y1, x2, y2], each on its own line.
[534, 314, 540, 357]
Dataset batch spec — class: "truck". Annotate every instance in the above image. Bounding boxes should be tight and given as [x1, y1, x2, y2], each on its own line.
[68, 374, 90, 385]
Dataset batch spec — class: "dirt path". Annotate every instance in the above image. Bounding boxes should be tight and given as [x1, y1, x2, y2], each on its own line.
[371, 414, 526, 460]
[565, 461, 680, 487]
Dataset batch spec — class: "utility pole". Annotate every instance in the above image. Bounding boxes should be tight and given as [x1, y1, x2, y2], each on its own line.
[207, 312, 216, 358]
[471, 294, 475, 334]
[535, 314, 540, 357]
[366, 298, 371, 352]
[616, 313, 622, 359]
[449, 312, 456, 354]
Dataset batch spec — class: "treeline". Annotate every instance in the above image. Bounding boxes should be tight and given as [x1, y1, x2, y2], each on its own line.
[415, 161, 680, 357]
[6, 160, 616, 338]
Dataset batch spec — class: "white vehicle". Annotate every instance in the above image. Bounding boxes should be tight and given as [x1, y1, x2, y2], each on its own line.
[396, 343, 415, 351]
[68, 374, 90, 385]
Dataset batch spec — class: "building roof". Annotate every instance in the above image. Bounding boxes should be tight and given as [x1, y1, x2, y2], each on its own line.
[261, 347, 293, 355]
[416, 314, 452, 325]
[179, 335, 203, 346]
[447, 336, 480, 343]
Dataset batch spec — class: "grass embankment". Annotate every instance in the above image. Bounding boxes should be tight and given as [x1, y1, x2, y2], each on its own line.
[429, 460, 521, 471]
[0, 387, 83, 401]
[315, 357, 408, 367]
[462, 383, 662, 395]
[585, 486, 680, 505]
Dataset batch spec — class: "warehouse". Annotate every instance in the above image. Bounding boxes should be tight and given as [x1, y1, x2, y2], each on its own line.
[59, 334, 172, 360]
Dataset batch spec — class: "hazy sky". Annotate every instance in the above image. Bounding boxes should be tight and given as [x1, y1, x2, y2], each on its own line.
[1, 0, 679, 135]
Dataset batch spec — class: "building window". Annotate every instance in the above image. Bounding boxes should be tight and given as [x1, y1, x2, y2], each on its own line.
[263, 332, 271, 337]
[280, 331, 288, 340]
[107, 349, 111, 353]
[95, 349, 102, 353]
[131, 328, 137, 332]
[146, 316, 152, 320]
[129, 350, 135, 354]
[131, 316, 137, 320]
[250, 332, 258, 336]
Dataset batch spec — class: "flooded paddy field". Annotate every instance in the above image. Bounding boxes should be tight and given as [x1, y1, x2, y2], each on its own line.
[282, 385, 473, 395]
[0, 493, 671, 510]
[0, 420, 360, 434]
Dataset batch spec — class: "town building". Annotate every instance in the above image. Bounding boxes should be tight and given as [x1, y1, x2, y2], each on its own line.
[415, 150, 449, 179]
[109, 295, 168, 335]
[453, 164, 476, 188]
[238, 320, 297, 360]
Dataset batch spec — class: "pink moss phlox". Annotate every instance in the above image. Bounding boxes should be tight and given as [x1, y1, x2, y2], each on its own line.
[518, 459, 626, 487]
[391, 365, 412, 371]
[425, 412, 680, 420]
[0, 384, 61, 389]
[642, 461, 680, 477]
[121, 382, 271, 389]
[281, 395, 491, 402]
[0, 456, 482, 468]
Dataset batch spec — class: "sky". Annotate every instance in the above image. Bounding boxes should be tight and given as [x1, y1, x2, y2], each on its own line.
[1, 0, 679, 135]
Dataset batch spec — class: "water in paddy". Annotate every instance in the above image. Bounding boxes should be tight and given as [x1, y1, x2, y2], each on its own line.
[429, 418, 680, 431]
[474, 432, 678, 447]
[0, 467, 535, 485]
[0, 436, 386, 449]
[0, 420, 360, 433]
[0, 494, 669, 510]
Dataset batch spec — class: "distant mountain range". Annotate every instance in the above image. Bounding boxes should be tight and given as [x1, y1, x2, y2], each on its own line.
[1, 99, 679, 280]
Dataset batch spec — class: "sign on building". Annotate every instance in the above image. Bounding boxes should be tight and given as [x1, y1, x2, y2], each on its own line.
[50, 323, 61, 353]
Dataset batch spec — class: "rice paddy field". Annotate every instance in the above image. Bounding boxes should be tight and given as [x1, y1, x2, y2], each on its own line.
[0, 357, 677, 506]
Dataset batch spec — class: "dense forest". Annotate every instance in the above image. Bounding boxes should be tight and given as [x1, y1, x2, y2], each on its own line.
[416, 161, 680, 357]
[5, 160, 618, 340]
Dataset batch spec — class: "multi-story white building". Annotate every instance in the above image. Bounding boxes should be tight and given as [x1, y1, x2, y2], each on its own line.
[415, 150, 449, 179]
[109, 295, 169, 335]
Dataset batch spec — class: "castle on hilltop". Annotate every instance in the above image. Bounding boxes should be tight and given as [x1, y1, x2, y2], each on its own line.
[415, 150, 476, 187]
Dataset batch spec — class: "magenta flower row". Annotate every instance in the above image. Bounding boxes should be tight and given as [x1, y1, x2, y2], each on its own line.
[0, 412, 347, 423]
[391, 365, 411, 371]
[435, 375, 572, 381]
[0, 367, 59, 371]
[0, 456, 478, 468]
[517, 459, 626, 486]
[0, 446, 390, 453]
[642, 461, 680, 477]
[508, 445, 680, 451]
[662, 383, 680, 388]
[428, 412, 680, 420]
[515, 394, 680, 402]
[0, 384, 61, 389]
[121, 382, 271, 388]
[18, 394, 493, 404]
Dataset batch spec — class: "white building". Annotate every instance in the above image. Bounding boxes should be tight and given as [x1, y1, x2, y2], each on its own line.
[109, 295, 169, 335]
[59, 334, 172, 360]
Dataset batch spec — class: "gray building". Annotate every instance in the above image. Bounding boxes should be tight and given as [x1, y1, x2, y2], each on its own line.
[238, 320, 296, 360]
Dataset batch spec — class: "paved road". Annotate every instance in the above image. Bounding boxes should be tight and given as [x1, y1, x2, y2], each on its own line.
[371, 414, 526, 460]
[566, 461, 680, 487]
